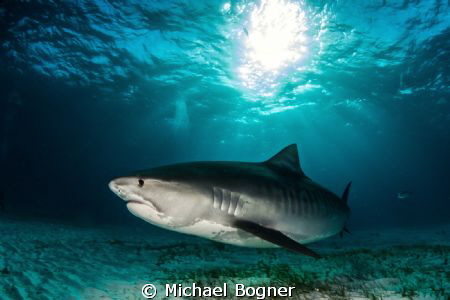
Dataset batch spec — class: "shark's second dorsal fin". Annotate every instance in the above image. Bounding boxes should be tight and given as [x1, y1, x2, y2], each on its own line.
[265, 144, 304, 176]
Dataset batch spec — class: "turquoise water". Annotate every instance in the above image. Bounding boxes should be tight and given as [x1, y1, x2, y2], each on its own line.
[2, 0, 449, 226]
[0, 0, 450, 299]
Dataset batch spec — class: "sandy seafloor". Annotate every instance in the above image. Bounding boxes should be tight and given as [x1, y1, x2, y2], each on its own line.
[0, 217, 449, 300]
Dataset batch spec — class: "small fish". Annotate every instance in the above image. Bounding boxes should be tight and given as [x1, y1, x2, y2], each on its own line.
[397, 191, 411, 199]
[243, 27, 249, 37]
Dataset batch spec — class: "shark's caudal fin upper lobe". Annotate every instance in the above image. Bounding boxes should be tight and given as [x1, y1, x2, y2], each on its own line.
[339, 181, 352, 238]
[341, 181, 352, 204]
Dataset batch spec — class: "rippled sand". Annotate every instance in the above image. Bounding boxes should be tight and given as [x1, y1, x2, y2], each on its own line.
[0, 218, 449, 299]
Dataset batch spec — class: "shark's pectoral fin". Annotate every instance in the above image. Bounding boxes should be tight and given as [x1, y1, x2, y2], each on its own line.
[233, 220, 321, 259]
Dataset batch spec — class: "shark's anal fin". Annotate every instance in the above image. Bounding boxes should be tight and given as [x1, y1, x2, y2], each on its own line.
[233, 220, 321, 259]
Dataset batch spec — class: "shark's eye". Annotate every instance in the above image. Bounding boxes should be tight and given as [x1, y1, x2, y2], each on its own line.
[138, 179, 144, 187]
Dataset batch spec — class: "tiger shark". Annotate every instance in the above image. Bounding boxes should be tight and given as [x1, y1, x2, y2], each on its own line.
[109, 144, 351, 258]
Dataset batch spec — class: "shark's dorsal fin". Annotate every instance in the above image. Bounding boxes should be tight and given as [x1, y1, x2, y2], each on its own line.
[265, 144, 304, 175]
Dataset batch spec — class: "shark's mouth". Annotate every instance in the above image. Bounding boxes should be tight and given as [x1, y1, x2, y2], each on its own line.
[126, 198, 163, 214]
[125, 200, 143, 205]
[125, 199, 174, 229]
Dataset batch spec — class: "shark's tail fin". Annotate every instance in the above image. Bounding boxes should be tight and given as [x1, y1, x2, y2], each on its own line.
[339, 181, 352, 238]
[341, 181, 352, 204]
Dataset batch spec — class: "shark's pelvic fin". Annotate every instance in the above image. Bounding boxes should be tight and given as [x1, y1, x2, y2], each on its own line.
[265, 144, 305, 176]
[233, 219, 321, 259]
[341, 181, 352, 203]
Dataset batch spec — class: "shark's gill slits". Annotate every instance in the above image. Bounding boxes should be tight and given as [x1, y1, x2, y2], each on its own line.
[234, 195, 245, 217]
[228, 193, 239, 215]
[221, 189, 231, 212]
[227, 193, 235, 215]
[213, 187, 222, 209]
[212, 187, 242, 216]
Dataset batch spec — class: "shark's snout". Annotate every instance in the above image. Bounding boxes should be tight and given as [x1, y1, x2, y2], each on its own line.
[108, 178, 128, 200]
[108, 180, 117, 192]
[109, 177, 150, 207]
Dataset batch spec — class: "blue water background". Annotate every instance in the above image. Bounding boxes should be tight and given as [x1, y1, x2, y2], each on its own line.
[0, 0, 449, 230]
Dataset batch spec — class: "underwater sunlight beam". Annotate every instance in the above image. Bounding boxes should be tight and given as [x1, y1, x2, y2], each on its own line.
[237, 0, 308, 98]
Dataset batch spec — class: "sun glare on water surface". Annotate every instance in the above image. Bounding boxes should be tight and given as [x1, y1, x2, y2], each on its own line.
[237, 0, 308, 98]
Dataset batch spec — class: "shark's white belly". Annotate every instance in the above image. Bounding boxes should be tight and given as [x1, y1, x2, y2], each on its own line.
[175, 219, 277, 248]
[174, 217, 334, 247]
